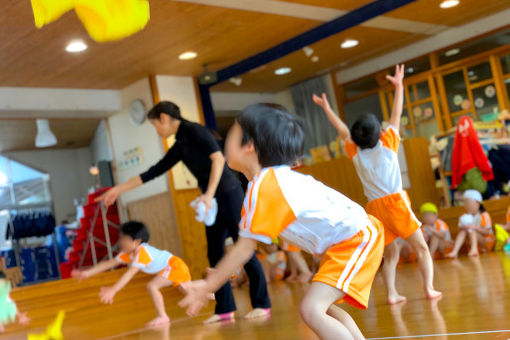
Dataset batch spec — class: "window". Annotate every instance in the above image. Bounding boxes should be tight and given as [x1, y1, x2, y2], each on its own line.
[0, 156, 51, 208]
[443, 70, 469, 114]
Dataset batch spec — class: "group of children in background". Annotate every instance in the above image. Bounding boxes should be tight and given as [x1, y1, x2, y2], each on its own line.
[3, 64, 510, 340]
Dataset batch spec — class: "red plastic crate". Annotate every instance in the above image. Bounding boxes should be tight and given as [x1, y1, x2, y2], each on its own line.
[87, 187, 112, 205]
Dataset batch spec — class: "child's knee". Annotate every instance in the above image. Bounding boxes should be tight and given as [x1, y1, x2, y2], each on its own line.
[147, 281, 158, 292]
[300, 298, 323, 325]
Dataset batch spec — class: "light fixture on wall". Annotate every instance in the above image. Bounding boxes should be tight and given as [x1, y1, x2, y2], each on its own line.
[66, 40, 88, 53]
[35, 119, 57, 148]
[275, 67, 292, 75]
[440, 0, 460, 9]
[89, 165, 99, 176]
[341, 39, 359, 49]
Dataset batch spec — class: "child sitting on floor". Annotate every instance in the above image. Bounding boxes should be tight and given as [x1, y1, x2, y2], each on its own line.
[281, 240, 313, 283]
[420, 203, 452, 258]
[258, 241, 287, 282]
[179, 103, 384, 339]
[72, 221, 196, 327]
[0, 271, 30, 333]
[447, 190, 494, 258]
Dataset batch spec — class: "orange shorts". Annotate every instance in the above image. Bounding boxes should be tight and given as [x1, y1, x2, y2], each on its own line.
[366, 191, 421, 245]
[281, 240, 300, 252]
[158, 256, 191, 287]
[312, 215, 384, 310]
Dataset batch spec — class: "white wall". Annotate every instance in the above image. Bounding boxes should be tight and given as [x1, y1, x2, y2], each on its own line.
[108, 78, 167, 206]
[211, 92, 275, 113]
[90, 120, 113, 164]
[5, 148, 94, 223]
[155, 76, 201, 123]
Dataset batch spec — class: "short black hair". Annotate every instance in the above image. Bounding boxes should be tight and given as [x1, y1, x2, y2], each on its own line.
[350, 113, 381, 149]
[147, 101, 182, 121]
[237, 103, 304, 167]
[0, 271, 6, 279]
[121, 221, 150, 243]
[479, 203, 486, 213]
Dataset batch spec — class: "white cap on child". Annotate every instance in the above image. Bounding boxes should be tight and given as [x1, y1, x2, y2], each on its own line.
[463, 189, 482, 203]
[459, 213, 475, 227]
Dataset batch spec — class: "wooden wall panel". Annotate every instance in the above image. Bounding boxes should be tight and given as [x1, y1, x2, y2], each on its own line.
[403, 138, 441, 212]
[171, 189, 209, 279]
[126, 192, 182, 257]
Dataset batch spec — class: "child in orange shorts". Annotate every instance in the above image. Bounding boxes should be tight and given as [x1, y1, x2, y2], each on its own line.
[72, 221, 193, 327]
[179, 103, 384, 339]
[314, 65, 441, 305]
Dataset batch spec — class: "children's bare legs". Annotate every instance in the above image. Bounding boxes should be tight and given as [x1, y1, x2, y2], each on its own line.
[285, 251, 299, 281]
[382, 241, 406, 304]
[300, 282, 364, 340]
[406, 230, 442, 300]
[446, 230, 467, 259]
[468, 231, 479, 257]
[287, 251, 313, 283]
[429, 236, 439, 257]
[146, 276, 174, 327]
[0, 323, 4, 333]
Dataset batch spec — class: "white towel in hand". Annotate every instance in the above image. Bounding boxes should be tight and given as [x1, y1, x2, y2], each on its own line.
[190, 198, 218, 226]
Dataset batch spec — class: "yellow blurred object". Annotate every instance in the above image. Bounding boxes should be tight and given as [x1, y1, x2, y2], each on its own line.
[74, 0, 150, 42]
[31, 0, 74, 28]
[420, 202, 438, 215]
[28, 310, 65, 340]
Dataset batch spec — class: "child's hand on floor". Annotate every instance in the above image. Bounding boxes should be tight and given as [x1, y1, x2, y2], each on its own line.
[179, 280, 212, 317]
[71, 269, 90, 282]
[99, 286, 117, 304]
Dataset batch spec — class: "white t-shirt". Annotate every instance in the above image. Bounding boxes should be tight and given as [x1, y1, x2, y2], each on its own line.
[116, 243, 173, 274]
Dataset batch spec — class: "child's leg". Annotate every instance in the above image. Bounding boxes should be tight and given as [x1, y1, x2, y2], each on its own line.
[468, 231, 479, 257]
[146, 276, 174, 327]
[438, 239, 447, 255]
[446, 230, 467, 258]
[287, 251, 312, 283]
[382, 241, 406, 304]
[429, 236, 439, 257]
[300, 282, 362, 340]
[406, 230, 442, 300]
[285, 251, 299, 281]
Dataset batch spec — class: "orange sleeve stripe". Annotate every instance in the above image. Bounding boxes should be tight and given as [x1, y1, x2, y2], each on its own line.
[248, 169, 296, 239]
[480, 213, 492, 228]
[381, 127, 399, 152]
[344, 139, 357, 159]
[136, 246, 152, 266]
[507, 208, 510, 223]
[118, 253, 131, 263]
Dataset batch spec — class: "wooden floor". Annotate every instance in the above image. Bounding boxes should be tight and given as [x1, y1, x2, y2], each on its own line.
[3, 253, 510, 339]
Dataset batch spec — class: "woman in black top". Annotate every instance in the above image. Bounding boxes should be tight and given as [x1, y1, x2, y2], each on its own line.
[97, 101, 270, 323]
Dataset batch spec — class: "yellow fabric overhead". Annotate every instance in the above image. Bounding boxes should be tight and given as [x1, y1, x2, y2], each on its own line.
[30, 0, 150, 42]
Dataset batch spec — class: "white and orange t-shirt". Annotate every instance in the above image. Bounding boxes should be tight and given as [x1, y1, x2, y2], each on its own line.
[475, 212, 493, 239]
[116, 243, 173, 274]
[425, 219, 452, 242]
[345, 126, 402, 202]
[238, 166, 372, 256]
[506, 207, 510, 225]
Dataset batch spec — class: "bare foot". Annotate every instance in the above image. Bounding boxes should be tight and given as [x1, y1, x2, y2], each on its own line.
[203, 312, 234, 324]
[297, 272, 313, 283]
[468, 249, 479, 257]
[387, 294, 407, 305]
[146, 316, 170, 327]
[243, 308, 271, 320]
[445, 252, 457, 259]
[285, 274, 298, 282]
[426, 289, 442, 300]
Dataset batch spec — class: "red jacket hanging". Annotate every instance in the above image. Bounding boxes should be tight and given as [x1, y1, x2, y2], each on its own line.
[451, 116, 494, 189]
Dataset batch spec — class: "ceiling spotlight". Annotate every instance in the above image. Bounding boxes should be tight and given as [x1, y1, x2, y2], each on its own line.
[229, 77, 242, 86]
[303, 46, 314, 57]
[311, 56, 319, 63]
[275, 67, 292, 75]
[440, 0, 460, 9]
[66, 40, 87, 53]
[445, 48, 460, 57]
[35, 119, 57, 148]
[341, 39, 359, 49]
[178, 51, 197, 60]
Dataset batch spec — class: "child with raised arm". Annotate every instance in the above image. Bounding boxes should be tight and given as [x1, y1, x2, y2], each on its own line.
[313, 65, 441, 304]
[179, 103, 384, 340]
[72, 221, 193, 327]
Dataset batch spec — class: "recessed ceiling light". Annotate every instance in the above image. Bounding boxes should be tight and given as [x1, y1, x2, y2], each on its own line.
[341, 39, 359, 49]
[311, 56, 319, 63]
[407, 67, 414, 73]
[179, 51, 197, 60]
[440, 0, 459, 9]
[303, 46, 314, 57]
[445, 48, 460, 57]
[275, 67, 292, 75]
[66, 40, 87, 53]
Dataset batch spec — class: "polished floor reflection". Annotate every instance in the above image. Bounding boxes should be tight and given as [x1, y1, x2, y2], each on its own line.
[3, 253, 510, 339]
